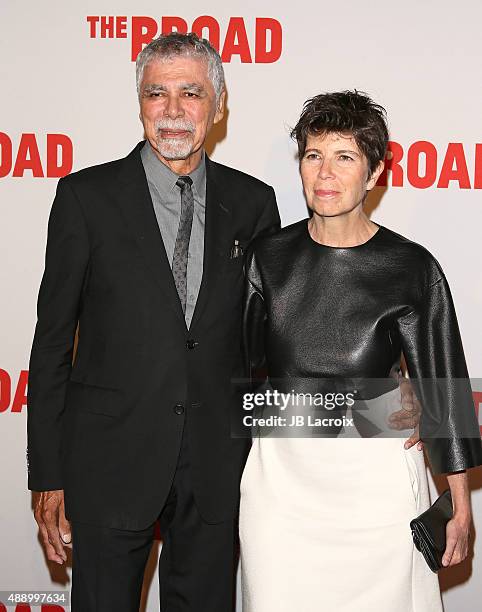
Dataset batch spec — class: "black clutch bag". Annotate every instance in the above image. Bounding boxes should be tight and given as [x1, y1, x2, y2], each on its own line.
[410, 489, 453, 572]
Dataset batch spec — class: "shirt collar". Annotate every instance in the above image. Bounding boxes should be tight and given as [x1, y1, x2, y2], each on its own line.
[141, 140, 206, 203]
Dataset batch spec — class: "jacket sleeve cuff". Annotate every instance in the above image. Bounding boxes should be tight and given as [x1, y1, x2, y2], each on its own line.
[425, 436, 482, 474]
[27, 446, 64, 491]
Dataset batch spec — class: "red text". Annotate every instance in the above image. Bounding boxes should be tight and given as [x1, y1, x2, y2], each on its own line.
[0, 134, 73, 179]
[474, 392, 482, 436]
[0, 369, 28, 413]
[377, 141, 482, 189]
[86, 15, 283, 63]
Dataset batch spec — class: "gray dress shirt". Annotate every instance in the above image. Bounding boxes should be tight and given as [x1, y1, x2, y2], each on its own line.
[141, 141, 206, 328]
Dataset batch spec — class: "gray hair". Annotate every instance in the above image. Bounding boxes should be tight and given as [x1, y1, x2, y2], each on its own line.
[136, 32, 225, 103]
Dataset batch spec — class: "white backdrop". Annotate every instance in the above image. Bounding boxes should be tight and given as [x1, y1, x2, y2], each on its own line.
[1, 1, 481, 610]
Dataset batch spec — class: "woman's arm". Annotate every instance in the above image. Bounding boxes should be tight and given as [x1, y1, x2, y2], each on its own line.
[396, 266, 482, 474]
[396, 256, 481, 568]
[443, 471, 471, 566]
[243, 248, 268, 380]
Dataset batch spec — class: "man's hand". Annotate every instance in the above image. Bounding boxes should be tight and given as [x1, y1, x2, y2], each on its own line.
[388, 375, 423, 451]
[33, 489, 71, 565]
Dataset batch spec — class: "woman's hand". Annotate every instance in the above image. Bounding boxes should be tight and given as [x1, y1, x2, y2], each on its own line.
[442, 514, 471, 567]
[443, 471, 472, 567]
[387, 374, 423, 450]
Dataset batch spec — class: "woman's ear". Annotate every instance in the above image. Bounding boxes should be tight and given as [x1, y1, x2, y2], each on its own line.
[367, 160, 385, 191]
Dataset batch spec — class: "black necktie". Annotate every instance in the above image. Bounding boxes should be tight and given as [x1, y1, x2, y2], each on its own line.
[172, 176, 194, 313]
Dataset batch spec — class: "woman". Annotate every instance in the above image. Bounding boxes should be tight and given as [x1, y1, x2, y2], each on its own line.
[239, 91, 482, 611]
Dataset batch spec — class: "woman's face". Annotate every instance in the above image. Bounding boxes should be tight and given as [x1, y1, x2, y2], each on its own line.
[300, 132, 383, 218]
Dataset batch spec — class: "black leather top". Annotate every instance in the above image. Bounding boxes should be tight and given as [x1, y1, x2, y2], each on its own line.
[244, 219, 482, 474]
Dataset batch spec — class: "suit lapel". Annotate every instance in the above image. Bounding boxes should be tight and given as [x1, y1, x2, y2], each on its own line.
[189, 156, 232, 331]
[116, 142, 187, 328]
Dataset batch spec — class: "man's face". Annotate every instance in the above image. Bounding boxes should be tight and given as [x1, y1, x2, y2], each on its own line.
[139, 56, 225, 172]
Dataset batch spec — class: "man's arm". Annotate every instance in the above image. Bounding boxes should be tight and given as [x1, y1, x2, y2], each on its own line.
[252, 186, 281, 240]
[27, 177, 90, 491]
[28, 177, 90, 563]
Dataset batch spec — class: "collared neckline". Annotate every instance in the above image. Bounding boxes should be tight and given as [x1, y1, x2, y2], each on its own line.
[141, 140, 206, 204]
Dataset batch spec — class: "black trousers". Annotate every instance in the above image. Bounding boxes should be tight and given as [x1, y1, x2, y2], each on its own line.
[71, 424, 238, 611]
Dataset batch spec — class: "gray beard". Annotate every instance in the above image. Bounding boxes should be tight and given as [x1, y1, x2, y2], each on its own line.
[156, 136, 194, 160]
[154, 118, 196, 160]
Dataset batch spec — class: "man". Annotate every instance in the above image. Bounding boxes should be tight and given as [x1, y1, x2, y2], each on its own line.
[27, 33, 420, 612]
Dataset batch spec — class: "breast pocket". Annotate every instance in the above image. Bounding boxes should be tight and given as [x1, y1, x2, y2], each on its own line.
[220, 239, 247, 274]
[222, 255, 245, 276]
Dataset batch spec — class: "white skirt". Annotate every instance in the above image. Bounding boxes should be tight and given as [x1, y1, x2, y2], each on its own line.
[239, 388, 443, 612]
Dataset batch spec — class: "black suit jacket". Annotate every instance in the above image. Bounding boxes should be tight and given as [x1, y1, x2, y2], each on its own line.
[27, 141, 280, 529]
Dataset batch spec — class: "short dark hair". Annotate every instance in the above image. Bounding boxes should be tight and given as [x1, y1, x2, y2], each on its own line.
[291, 90, 389, 177]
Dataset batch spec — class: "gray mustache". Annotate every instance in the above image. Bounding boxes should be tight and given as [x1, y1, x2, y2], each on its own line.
[155, 120, 195, 134]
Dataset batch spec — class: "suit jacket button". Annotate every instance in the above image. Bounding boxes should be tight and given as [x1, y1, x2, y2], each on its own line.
[173, 404, 184, 415]
[186, 340, 199, 349]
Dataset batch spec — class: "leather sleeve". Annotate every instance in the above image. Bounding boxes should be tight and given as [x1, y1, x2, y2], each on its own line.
[242, 186, 279, 381]
[243, 249, 268, 382]
[27, 178, 90, 491]
[397, 272, 482, 474]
